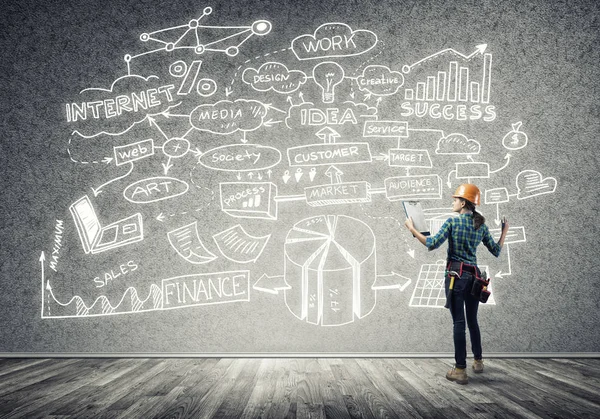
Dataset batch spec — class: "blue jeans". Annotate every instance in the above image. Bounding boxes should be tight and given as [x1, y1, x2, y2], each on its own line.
[445, 271, 482, 369]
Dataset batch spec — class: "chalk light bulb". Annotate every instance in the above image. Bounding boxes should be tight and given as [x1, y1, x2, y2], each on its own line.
[312, 61, 345, 104]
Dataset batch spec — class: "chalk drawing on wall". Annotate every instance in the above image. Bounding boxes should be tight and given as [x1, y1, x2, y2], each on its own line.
[70, 195, 143, 255]
[44, 8, 560, 326]
[126, 7, 271, 65]
[212, 224, 271, 263]
[167, 222, 218, 265]
[41, 270, 250, 319]
[408, 261, 496, 308]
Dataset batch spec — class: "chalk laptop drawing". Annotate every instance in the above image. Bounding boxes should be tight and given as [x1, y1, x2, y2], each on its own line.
[402, 201, 430, 236]
[70, 195, 143, 254]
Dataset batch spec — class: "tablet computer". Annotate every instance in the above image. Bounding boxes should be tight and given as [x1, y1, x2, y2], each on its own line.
[402, 200, 430, 236]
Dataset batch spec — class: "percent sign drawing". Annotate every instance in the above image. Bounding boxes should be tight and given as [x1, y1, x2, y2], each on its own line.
[169, 60, 218, 97]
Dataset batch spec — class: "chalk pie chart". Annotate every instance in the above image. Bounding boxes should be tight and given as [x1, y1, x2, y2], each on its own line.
[284, 215, 377, 326]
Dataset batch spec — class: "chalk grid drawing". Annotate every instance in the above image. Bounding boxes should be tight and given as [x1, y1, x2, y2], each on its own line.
[409, 261, 496, 308]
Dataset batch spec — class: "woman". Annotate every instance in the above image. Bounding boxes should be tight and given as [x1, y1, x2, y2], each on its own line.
[405, 183, 509, 385]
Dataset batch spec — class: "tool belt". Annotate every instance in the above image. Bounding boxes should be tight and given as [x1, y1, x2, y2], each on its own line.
[446, 261, 491, 303]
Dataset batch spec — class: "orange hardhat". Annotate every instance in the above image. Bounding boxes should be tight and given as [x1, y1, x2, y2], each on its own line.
[453, 184, 481, 206]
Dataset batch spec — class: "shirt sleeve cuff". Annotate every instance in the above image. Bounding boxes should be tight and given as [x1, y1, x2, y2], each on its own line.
[425, 237, 433, 249]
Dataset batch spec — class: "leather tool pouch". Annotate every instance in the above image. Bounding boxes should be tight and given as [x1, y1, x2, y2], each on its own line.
[471, 272, 491, 303]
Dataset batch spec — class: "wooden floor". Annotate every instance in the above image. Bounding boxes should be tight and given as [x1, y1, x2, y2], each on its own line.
[0, 358, 598, 418]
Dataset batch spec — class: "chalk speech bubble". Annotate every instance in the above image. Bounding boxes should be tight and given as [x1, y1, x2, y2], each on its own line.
[436, 133, 481, 155]
[291, 22, 377, 60]
[198, 144, 282, 172]
[285, 101, 377, 130]
[357, 65, 404, 96]
[242, 62, 307, 94]
[189, 99, 267, 134]
[123, 176, 189, 204]
[516, 170, 557, 200]
[67, 75, 177, 138]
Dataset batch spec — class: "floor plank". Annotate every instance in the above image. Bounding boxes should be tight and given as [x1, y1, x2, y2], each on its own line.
[0, 358, 598, 419]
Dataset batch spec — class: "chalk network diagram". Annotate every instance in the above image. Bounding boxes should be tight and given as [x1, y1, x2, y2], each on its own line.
[42, 7, 557, 327]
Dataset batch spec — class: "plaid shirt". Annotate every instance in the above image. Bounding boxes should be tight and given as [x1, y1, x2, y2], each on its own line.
[425, 213, 501, 265]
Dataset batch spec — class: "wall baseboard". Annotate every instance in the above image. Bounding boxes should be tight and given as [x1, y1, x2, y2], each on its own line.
[0, 352, 598, 358]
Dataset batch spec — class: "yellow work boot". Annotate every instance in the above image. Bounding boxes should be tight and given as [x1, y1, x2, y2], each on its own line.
[473, 359, 484, 373]
[446, 367, 468, 384]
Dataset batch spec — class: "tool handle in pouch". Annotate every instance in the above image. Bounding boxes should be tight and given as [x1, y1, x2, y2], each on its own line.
[472, 271, 491, 303]
[444, 271, 459, 309]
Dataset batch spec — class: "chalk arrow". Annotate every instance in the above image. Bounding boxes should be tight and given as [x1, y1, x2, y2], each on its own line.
[162, 158, 173, 175]
[263, 118, 283, 128]
[91, 161, 134, 197]
[191, 148, 203, 158]
[102, 157, 113, 165]
[161, 111, 189, 119]
[156, 213, 166, 222]
[266, 169, 272, 179]
[316, 127, 340, 144]
[147, 116, 169, 140]
[495, 203, 501, 226]
[495, 245, 512, 278]
[225, 87, 233, 97]
[40, 252, 47, 317]
[406, 44, 488, 73]
[490, 153, 511, 174]
[372, 272, 412, 291]
[447, 169, 457, 189]
[373, 153, 389, 162]
[407, 249, 415, 258]
[474, 44, 488, 55]
[325, 166, 343, 184]
[282, 171, 291, 184]
[375, 97, 382, 107]
[264, 103, 287, 114]
[236, 172, 242, 180]
[253, 274, 290, 295]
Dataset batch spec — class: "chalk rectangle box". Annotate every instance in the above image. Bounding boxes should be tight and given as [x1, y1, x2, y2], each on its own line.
[384, 175, 442, 200]
[305, 181, 371, 207]
[388, 148, 432, 168]
[220, 182, 277, 220]
[287, 143, 372, 166]
[490, 226, 526, 244]
[455, 162, 490, 179]
[113, 139, 155, 166]
[162, 271, 250, 309]
[362, 120, 408, 138]
[485, 187, 510, 204]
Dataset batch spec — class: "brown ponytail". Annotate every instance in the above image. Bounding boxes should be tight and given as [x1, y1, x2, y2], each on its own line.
[463, 200, 485, 230]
